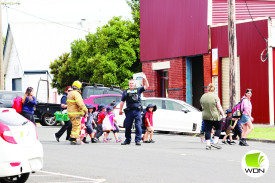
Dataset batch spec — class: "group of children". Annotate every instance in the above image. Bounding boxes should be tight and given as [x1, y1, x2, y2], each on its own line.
[79, 102, 157, 144]
[200, 109, 239, 145]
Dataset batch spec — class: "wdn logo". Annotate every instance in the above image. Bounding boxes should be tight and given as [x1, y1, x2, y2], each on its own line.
[241, 150, 269, 178]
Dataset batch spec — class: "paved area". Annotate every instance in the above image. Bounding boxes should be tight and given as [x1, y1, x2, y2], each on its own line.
[25, 126, 275, 183]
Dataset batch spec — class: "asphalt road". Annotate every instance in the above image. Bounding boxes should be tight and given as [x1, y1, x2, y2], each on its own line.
[27, 126, 274, 183]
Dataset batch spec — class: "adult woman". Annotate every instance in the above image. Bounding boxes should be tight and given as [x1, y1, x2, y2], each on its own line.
[21, 87, 37, 125]
[200, 83, 225, 150]
[239, 88, 254, 146]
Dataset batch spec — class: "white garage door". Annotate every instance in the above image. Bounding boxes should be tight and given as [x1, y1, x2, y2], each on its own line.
[222, 57, 240, 111]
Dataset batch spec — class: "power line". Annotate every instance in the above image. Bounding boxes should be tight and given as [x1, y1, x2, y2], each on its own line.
[244, 0, 267, 42]
[4, 5, 90, 33]
[244, 0, 268, 62]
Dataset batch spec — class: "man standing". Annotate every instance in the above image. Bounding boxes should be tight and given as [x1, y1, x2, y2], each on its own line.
[55, 86, 73, 142]
[119, 73, 149, 145]
[67, 81, 88, 145]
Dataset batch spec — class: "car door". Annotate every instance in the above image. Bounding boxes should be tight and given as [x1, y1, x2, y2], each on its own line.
[163, 100, 195, 132]
[142, 99, 166, 130]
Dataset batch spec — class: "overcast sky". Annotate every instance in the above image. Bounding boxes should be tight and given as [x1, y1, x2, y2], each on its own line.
[1, 0, 132, 34]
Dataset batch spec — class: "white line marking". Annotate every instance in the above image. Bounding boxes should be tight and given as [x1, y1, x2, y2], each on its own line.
[48, 181, 102, 183]
[37, 170, 106, 182]
[180, 153, 186, 156]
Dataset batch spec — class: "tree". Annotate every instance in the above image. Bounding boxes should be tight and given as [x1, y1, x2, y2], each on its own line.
[50, 1, 141, 94]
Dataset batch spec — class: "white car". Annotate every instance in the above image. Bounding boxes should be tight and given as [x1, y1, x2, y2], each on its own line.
[0, 108, 43, 183]
[116, 97, 202, 133]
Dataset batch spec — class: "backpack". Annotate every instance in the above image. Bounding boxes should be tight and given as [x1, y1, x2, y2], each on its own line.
[221, 117, 232, 132]
[232, 98, 245, 118]
[12, 97, 23, 113]
[141, 109, 147, 130]
[221, 118, 226, 132]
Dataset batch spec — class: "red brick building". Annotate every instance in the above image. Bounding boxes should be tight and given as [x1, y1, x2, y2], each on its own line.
[140, 0, 275, 125]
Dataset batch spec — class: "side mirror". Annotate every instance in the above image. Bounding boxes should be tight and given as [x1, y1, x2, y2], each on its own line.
[182, 108, 190, 113]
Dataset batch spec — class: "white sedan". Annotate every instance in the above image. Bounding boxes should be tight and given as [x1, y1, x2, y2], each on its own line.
[116, 97, 202, 133]
[0, 108, 43, 183]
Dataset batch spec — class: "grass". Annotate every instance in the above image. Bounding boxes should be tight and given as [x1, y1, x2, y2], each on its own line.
[247, 127, 275, 140]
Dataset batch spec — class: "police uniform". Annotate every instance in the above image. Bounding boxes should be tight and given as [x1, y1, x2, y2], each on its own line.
[121, 87, 145, 143]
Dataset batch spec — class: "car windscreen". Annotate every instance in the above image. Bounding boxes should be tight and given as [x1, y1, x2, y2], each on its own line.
[106, 90, 122, 95]
[0, 111, 28, 126]
[93, 96, 121, 105]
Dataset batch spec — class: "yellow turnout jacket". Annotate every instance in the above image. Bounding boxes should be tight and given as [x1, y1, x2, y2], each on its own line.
[67, 89, 88, 117]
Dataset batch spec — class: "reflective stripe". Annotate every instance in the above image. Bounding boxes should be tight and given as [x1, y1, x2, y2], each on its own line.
[81, 107, 87, 111]
[67, 112, 84, 115]
[127, 89, 137, 93]
[67, 99, 80, 103]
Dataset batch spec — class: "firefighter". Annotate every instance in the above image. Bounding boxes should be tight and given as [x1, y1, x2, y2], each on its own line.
[67, 80, 88, 145]
[119, 73, 149, 145]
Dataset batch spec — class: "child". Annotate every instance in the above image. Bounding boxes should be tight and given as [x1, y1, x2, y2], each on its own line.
[95, 104, 107, 142]
[106, 107, 122, 143]
[110, 101, 121, 139]
[222, 109, 238, 145]
[83, 104, 97, 143]
[80, 117, 87, 144]
[143, 104, 157, 143]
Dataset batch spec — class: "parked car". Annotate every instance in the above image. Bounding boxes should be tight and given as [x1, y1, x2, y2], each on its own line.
[34, 85, 122, 126]
[34, 103, 61, 126]
[0, 108, 43, 183]
[117, 97, 202, 133]
[82, 85, 123, 99]
[83, 94, 122, 109]
[0, 91, 24, 108]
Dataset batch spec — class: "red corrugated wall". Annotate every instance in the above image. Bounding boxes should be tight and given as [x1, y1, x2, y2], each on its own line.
[212, 0, 275, 25]
[140, 0, 208, 62]
[211, 19, 269, 124]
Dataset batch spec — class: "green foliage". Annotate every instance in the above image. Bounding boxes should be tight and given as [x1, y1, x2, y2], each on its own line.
[50, 1, 141, 94]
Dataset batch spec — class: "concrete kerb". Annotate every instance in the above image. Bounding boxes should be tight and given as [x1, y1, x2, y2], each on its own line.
[155, 131, 275, 144]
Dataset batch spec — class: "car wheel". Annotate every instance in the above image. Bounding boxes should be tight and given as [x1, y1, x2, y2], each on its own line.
[41, 113, 57, 126]
[0, 173, 30, 183]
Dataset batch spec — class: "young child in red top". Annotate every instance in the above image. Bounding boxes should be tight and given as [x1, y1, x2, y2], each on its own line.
[143, 104, 157, 143]
[95, 104, 107, 142]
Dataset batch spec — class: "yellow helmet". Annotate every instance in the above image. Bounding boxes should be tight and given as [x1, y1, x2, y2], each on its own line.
[72, 80, 82, 89]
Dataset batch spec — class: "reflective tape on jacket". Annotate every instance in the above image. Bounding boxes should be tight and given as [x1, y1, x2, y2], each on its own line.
[67, 99, 80, 103]
[67, 112, 84, 115]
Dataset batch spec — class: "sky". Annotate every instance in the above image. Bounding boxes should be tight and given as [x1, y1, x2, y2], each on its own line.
[1, 0, 133, 35]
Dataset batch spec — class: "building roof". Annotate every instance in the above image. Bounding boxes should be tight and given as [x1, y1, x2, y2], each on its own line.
[5, 21, 98, 71]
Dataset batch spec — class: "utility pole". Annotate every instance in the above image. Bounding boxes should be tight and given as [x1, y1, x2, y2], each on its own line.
[0, 0, 4, 90]
[228, 0, 238, 109]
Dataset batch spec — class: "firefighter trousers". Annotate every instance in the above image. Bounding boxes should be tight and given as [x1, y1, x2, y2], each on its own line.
[69, 117, 81, 139]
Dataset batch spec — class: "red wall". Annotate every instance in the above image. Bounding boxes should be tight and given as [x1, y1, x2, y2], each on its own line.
[211, 19, 269, 124]
[142, 57, 186, 101]
[140, 0, 208, 62]
[212, 0, 275, 25]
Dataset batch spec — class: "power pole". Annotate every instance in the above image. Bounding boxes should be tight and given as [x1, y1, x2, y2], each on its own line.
[0, 0, 4, 90]
[228, 0, 238, 109]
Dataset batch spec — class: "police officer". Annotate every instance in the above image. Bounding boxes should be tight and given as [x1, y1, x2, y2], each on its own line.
[119, 73, 149, 145]
[67, 81, 88, 145]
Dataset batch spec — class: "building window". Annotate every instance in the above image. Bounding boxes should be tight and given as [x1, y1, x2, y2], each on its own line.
[12, 78, 22, 91]
[159, 70, 168, 98]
